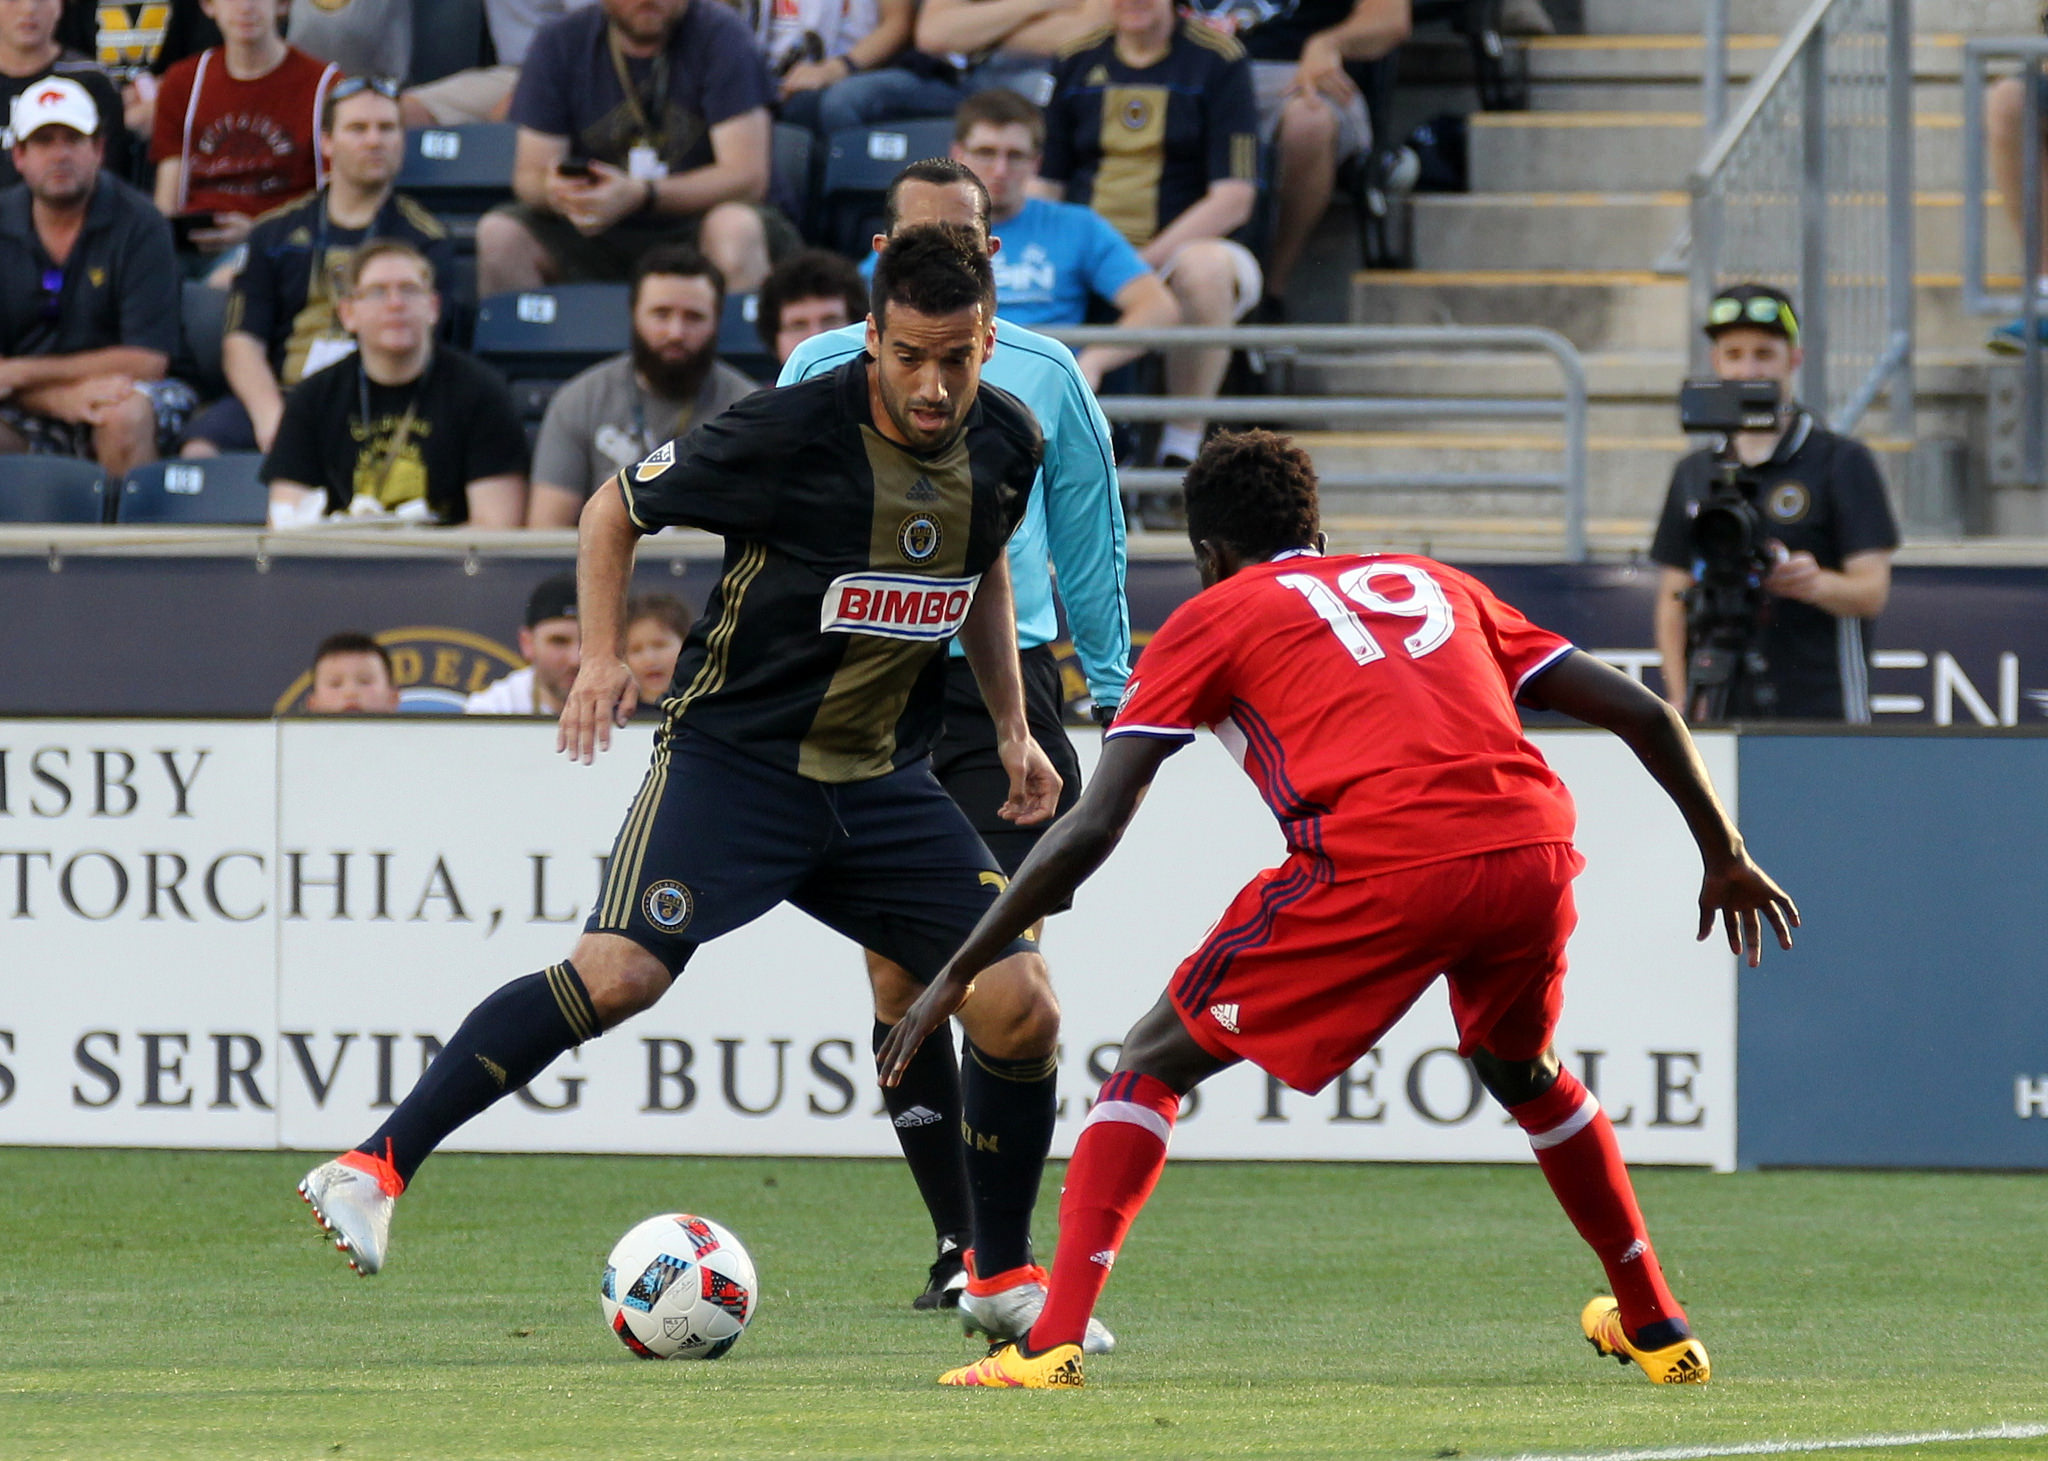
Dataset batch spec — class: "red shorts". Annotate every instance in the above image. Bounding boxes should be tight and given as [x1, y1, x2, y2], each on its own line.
[1170, 841, 1585, 1093]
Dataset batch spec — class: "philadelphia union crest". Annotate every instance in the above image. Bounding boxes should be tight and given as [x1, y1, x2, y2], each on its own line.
[642, 880, 695, 931]
[897, 513, 942, 563]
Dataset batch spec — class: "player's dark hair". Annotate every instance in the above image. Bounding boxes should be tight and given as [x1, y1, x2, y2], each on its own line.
[882, 157, 992, 240]
[626, 592, 694, 639]
[755, 248, 869, 352]
[1182, 429, 1321, 562]
[953, 88, 1044, 152]
[311, 631, 394, 678]
[871, 223, 995, 331]
[632, 243, 726, 311]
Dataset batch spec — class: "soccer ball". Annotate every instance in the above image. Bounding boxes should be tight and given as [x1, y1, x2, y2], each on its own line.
[600, 1213, 758, 1360]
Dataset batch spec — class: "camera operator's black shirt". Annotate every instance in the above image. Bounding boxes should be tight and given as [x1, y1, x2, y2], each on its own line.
[1650, 410, 1900, 720]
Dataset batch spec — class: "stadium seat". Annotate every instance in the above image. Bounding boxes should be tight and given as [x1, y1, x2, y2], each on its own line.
[398, 123, 517, 249]
[472, 284, 631, 382]
[718, 292, 778, 383]
[0, 456, 106, 523]
[115, 455, 268, 525]
[772, 122, 817, 241]
[179, 280, 230, 400]
[408, 0, 489, 87]
[819, 119, 954, 255]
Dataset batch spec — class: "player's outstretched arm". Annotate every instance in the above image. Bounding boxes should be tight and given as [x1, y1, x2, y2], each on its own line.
[957, 549, 1062, 824]
[557, 477, 645, 764]
[878, 733, 1179, 1085]
[1521, 650, 1800, 966]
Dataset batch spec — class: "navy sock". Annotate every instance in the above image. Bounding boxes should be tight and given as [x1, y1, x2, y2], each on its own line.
[959, 1038, 1058, 1274]
[872, 1019, 972, 1248]
[358, 962, 599, 1185]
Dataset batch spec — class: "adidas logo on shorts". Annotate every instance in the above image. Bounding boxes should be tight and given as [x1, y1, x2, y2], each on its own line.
[1209, 1003, 1241, 1034]
[893, 1105, 944, 1129]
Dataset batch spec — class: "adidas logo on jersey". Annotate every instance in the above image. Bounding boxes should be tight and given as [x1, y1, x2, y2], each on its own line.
[906, 475, 939, 502]
[893, 1105, 944, 1129]
[1089, 1249, 1116, 1269]
[1209, 1003, 1240, 1033]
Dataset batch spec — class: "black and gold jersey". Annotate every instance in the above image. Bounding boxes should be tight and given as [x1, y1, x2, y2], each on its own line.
[1041, 20, 1260, 248]
[617, 356, 1043, 783]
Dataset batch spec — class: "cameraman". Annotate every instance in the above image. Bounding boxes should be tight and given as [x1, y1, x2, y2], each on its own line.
[1650, 284, 1900, 722]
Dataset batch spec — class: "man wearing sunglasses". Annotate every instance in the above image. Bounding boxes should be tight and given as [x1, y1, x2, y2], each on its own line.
[0, 76, 190, 480]
[1648, 283, 1900, 723]
[181, 74, 454, 457]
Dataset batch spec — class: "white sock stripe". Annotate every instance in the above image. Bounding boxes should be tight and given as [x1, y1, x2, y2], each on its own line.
[1527, 1089, 1600, 1150]
[1083, 1099, 1174, 1146]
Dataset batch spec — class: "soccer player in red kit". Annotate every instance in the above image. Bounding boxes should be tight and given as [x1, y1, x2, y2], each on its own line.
[878, 429, 1799, 1390]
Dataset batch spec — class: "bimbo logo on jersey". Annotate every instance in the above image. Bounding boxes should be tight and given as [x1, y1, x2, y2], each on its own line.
[819, 572, 979, 641]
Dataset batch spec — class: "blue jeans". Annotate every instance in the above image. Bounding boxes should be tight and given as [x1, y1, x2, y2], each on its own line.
[792, 56, 1053, 134]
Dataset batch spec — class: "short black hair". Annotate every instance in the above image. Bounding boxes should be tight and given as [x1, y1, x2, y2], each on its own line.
[311, 631, 394, 677]
[883, 157, 991, 239]
[1182, 430, 1321, 561]
[632, 243, 726, 312]
[870, 222, 994, 331]
[755, 248, 868, 352]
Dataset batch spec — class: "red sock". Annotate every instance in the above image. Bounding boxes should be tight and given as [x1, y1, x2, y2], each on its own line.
[1508, 1068, 1686, 1342]
[1026, 1071, 1179, 1352]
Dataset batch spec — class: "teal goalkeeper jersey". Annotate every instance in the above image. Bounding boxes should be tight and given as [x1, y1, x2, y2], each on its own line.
[778, 319, 1133, 708]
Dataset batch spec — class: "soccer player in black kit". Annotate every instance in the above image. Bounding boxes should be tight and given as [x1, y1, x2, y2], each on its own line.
[298, 224, 1103, 1350]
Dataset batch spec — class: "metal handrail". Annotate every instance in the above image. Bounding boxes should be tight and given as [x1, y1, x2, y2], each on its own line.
[1040, 324, 1591, 561]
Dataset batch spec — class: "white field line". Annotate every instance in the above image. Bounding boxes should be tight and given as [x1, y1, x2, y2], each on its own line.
[1500, 1422, 2048, 1461]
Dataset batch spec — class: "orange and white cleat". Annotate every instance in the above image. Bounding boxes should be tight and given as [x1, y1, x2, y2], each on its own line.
[299, 1151, 402, 1276]
[939, 1341, 1085, 1388]
[1580, 1297, 1710, 1384]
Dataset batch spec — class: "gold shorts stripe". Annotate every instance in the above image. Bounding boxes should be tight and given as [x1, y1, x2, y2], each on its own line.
[546, 962, 598, 1043]
[599, 733, 673, 928]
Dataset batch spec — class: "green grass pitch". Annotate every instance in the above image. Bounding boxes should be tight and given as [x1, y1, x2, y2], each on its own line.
[3, 1149, 2046, 1461]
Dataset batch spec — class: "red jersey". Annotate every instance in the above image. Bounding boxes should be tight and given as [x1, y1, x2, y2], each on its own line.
[1109, 551, 1578, 880]
[151, 46, 337, 216]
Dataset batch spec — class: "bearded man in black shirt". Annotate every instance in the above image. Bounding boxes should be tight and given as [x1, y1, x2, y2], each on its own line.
[297, 223, 1114, 1353]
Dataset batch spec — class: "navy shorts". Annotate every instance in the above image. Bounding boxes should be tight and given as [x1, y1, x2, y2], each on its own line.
[931, 645, 1084, 878]
[587, 726, 1039, 978]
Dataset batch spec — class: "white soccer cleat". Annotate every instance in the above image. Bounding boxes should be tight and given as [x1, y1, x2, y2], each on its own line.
[959, 1258, 1116, 1355]
[299, 1155, 399, 1276]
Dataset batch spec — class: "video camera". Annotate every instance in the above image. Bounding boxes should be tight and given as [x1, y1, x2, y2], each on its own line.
[1674, 377, 1785, 720]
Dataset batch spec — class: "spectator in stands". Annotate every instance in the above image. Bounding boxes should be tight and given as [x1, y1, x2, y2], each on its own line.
[526, 243, 756, 526]
[149, 0, 339, 255]
[815, 0, 1103, 131]
[400, 0, 599, 127]
[0, 78, 190, 478]
[476, 0, 789, 296]
[467, 570, 579, 713]
[950, 87, 1173, 389]
[1, 0, 131, 189]
[182, 75, 454, 457]
[1186, 0, 1407, 314]
[1649, 284, 1898, 723]
[1039, 0, 1257, 472]
[755, 245, 866, 365]
[287, 0, 410, 87]
[60, 0, 220, 144]
[263, 238, 528, 525]
[1986, 34, 2048, 352]
[303, 630, 401, 712]
[758, 0, 915, 135]
[624, 589, 690, 702]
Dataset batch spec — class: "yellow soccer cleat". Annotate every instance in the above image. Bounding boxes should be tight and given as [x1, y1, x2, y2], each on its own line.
[938, 1341, 1085, 1389]
[1580, 1297, 1711, 1384]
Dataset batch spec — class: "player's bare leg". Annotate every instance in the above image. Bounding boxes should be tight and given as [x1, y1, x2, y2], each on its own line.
[1471, 1044, 1710, 1384]
[300, 933, 669, 1274]
[943, 993, 1227, 1386]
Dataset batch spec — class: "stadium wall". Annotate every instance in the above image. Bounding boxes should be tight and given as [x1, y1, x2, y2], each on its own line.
[0, 722, 1737, 1169]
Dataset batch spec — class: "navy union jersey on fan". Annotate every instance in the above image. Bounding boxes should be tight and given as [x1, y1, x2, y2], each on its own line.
[617, 356, 1043, 781]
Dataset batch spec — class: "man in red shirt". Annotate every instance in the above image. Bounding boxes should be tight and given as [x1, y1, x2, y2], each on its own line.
[879, 428, 1800, 1391]
[149, 0, 338, 255]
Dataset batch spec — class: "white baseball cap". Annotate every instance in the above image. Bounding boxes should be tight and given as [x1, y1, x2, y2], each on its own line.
[6, 77, 101, 147]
